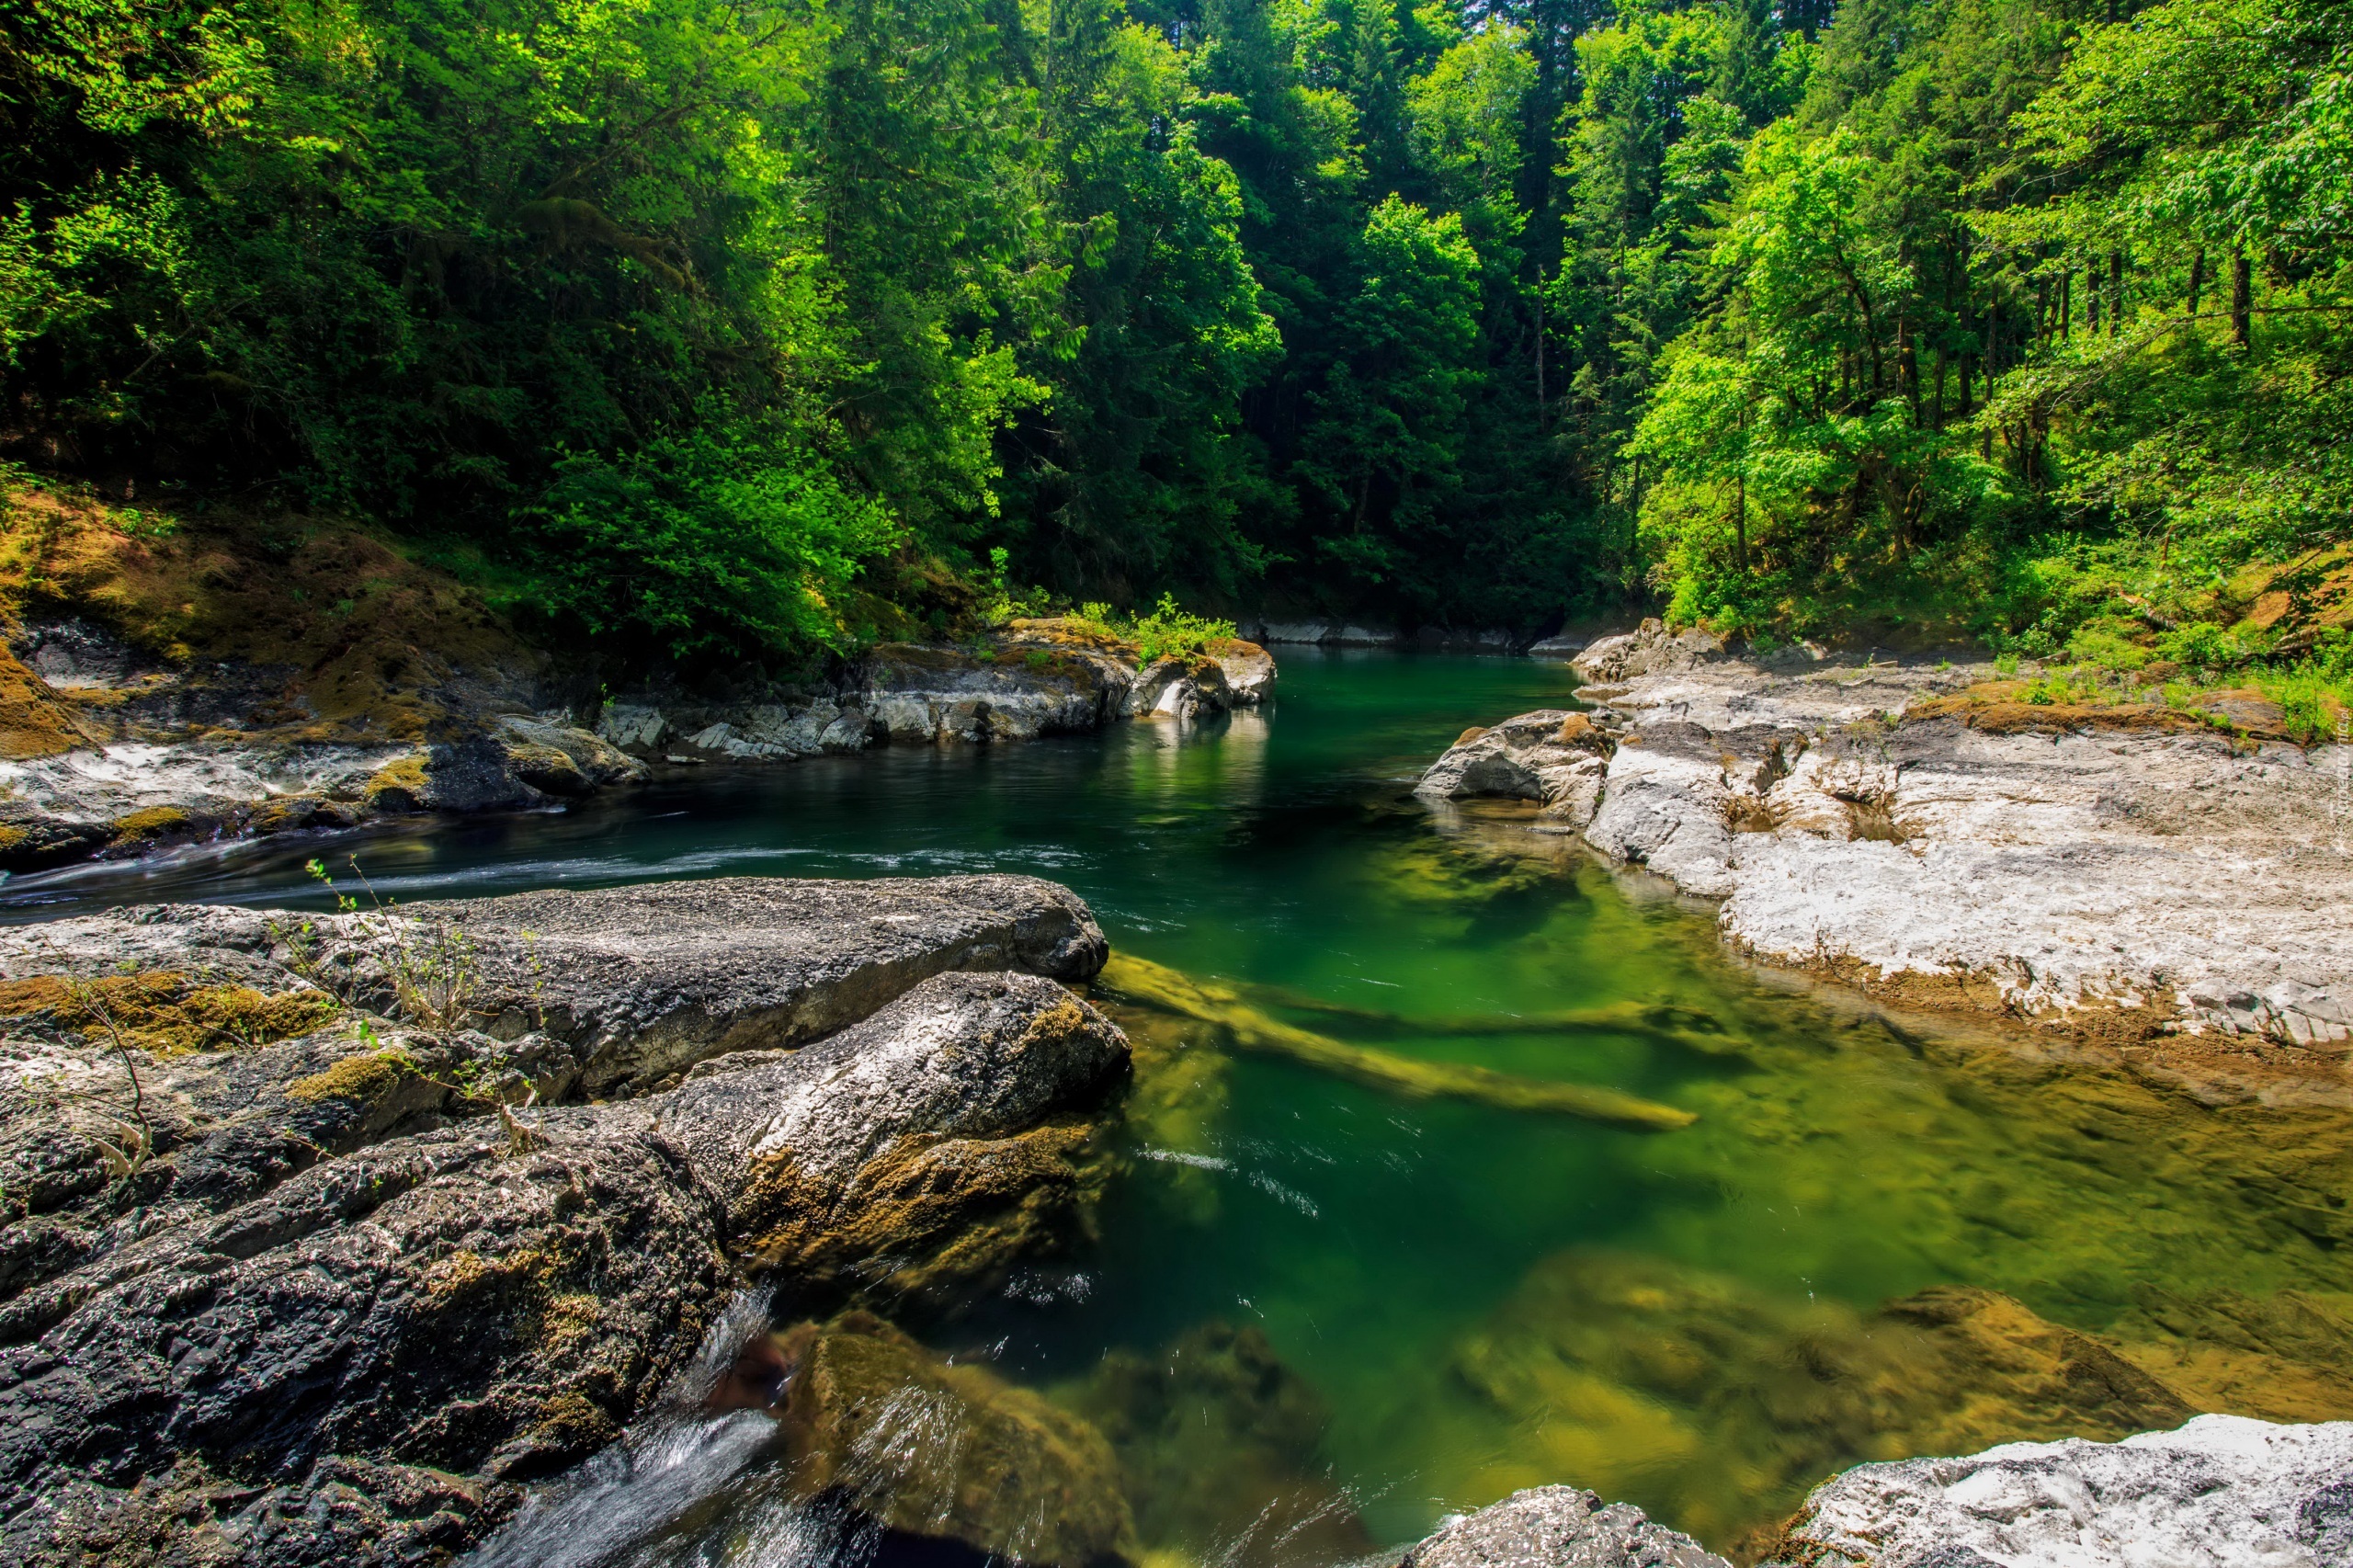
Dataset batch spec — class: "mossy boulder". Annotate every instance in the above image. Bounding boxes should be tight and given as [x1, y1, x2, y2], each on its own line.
[771, 1311, 1139, 1567]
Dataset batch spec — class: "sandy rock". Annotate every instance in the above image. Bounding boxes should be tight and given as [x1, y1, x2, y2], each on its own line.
[1405, 1486, 1729, 1568]
[1766, 1414, 2353, 1568]
[1255, 621, 1335, 644]
[0, 964, 1131, 1567]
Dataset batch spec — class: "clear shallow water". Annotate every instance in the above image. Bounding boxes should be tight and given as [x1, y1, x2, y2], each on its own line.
[13, 652, 2353, 1561]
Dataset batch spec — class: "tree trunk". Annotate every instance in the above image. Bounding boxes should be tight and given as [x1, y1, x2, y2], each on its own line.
[2231, 252, 2252, 347]
[1733, 472, 1748, 574]
[2188, 248, 2205, 315]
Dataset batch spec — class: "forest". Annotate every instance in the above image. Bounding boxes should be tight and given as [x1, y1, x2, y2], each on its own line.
[2, 0, 2348, 704]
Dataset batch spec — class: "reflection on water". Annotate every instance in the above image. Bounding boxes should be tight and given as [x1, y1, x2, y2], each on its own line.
[17, 653, 2353, 1562]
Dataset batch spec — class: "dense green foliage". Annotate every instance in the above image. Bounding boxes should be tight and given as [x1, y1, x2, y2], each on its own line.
[2, 0, 2348, 678]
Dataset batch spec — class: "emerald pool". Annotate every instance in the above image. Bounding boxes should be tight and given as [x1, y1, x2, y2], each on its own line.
[11, 651, 2352, 1562]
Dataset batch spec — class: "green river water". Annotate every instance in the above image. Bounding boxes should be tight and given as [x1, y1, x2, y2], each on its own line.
[10, 651, 2353, 1563]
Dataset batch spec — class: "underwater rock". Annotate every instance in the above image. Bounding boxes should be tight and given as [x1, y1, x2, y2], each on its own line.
[1066, 1320, 1375, 1568]
[0, 872, 1108, 1096]
[1097, 954, 1696, 1130]
[1764, 1413, 2353, 1568]
[1445, 1253, 2199, 1545]
[1404, 1486, 1729, 1568]
[1430, 636, 2353, 1063]
[0, 889, 1131, 1566]
[770, 1311, 1139, 1567]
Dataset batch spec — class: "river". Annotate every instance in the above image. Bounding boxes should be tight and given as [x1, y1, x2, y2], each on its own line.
[9, 650, 2351, 1562]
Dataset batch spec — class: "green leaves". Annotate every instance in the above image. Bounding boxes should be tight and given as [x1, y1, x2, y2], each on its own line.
[527, 421, 899, 658]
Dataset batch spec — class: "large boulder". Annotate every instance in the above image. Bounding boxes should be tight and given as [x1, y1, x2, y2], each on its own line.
[1570, 619, 1731, 686]
[0, 966, 1131, 1567]
[1415, 711, 1614, 832]
[1764, 1414, 2353, 1568]
[1215, 640, 1277, 705]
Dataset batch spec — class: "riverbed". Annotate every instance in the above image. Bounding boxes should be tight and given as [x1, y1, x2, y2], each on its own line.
[9, 651, 2351, 1562]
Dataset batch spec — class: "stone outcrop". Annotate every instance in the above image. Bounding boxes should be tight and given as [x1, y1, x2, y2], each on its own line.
[596, 621, 1273, 765]
[0, 878, 1131, 1567]
[1418, 619, 2353, 1065]
[0, 715, 644, 872]
[1404, 1487, 1729, 1568]
[1765, 1414, 2353, 1568]
[1415, 711, 1612, 832]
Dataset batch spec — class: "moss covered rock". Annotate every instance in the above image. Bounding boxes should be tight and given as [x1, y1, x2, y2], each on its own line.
[771, 1311, 1138, 1567]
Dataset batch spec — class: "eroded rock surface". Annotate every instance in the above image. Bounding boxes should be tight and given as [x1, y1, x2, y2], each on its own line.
[1419, 619, 2353, 1064]
[1765, 1413, 2353, 1568]
[0, 879, 1131, 1567]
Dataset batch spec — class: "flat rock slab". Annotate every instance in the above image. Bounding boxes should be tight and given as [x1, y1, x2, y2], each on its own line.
[415, 873, 1108, 1090]
[1766, 1413, 2353, 1568]
[2, 874, 1109, 1095]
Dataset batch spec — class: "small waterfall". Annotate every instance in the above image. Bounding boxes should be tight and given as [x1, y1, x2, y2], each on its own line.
[464, 1288, 886, 1568]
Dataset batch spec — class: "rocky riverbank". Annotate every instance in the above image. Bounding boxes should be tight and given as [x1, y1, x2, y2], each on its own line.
[1416, 621, 2353, 1085]
[0, 614, 1271, 876]
[0, 875, 1126, 1564]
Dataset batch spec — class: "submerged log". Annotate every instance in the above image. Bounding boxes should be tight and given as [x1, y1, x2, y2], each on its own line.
[1096, 955, 1697, 1131]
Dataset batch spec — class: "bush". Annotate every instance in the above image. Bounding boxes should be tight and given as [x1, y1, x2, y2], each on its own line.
[522, 424, 898, 660]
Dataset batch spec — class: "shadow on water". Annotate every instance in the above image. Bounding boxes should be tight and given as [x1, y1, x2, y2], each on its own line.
[16, 652, 2353, 1562]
